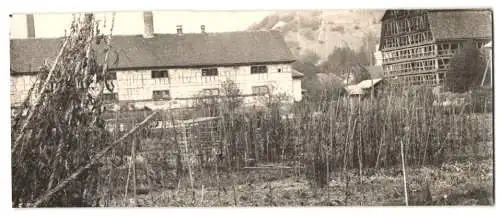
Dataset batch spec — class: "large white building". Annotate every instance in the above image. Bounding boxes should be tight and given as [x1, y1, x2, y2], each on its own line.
[10, 12, 303, 110]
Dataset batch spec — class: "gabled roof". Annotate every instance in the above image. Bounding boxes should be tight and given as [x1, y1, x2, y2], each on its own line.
[357, 78, 383, 89]
[345, 78, 383, 96]
[345, 85, 364, 95]
[291, 69, 304, 79]
[11, 30, 296, 74]
[427, 10, 492, 41]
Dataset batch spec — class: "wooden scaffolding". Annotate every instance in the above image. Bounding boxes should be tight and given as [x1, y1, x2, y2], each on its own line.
[379, 9, 491, 87]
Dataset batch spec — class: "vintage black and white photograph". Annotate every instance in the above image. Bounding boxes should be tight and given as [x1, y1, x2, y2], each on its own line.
[9, 7, 493, 207]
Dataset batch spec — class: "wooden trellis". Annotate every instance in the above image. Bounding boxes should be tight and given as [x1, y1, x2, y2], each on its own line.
[97, 109, 225, 203]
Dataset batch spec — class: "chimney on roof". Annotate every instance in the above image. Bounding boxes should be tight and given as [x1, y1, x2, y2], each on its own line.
[201, 25, 206, 33]
[26, 14, 35, 38]
[143, 11, 154, 38]
[84, 13, 93, 22]
[176, 25, 183, 36]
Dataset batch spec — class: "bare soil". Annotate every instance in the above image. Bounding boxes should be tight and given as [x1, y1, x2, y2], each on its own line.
[107, 157, 493, 207]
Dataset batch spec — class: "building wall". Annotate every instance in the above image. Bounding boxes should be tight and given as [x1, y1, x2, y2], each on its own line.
[10, 74, 119, 106]
[292, 79, 302, 102]
[11, 63, 301, 109]
[380, 10, 436, 86]
[10, 75, 37, 105]
[380, 10, 491, 87]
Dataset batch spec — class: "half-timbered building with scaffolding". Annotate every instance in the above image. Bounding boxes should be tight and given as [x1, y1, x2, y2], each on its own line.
[379, 9, 492, 86]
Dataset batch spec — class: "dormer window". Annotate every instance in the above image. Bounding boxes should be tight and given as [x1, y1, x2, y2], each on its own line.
[202, 68, 218, 76]
[152, 70, 169, 78]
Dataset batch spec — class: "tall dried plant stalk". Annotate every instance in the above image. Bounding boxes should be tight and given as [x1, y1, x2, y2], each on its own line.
[11, 13, 117, 207]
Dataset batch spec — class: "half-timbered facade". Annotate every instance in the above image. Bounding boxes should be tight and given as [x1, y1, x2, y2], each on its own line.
[379, 9, 492, 86]
[10, 12, 303, 110]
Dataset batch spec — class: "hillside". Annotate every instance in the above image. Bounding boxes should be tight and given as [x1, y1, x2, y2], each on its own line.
[247, 10, 384, 63]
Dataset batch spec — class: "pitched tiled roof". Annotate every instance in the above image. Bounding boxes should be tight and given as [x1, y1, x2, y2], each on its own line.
[345, 78, 383, 96]
[292, 69, 304, 79]
[10, 37, 62, 74]
[427, 10, 492, 41]
[357, 78, 383, 89]
[11, 30, 295, 73]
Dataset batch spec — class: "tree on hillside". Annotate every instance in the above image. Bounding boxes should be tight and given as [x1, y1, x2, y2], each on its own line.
[446, 40, 486, 93]
[292, 60, 323, 94]
[352, 65, 371, 83]
[300, 49, 321, 65]
[247, 14, 280, 30]
[320, 46, 360, 74]
[359, 31, 378, 66]
[318, 46, 373, 83]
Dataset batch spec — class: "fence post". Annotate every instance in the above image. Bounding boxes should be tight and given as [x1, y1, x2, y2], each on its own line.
[171, 114, 183, 179]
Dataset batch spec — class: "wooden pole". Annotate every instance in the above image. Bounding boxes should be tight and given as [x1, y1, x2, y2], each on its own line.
[131, 137, 137, 206]
[183, 124, 195, 191]
[200, 185, 204, 206]
[481, 56, 491, 87]
[12, 37, 69, 154]
[171, 114, 183, 179]
[401, 140, 409, 206]
[124, 150, 132, 200]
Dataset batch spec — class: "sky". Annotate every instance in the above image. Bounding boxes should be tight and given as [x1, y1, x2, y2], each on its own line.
[9, 11, 273, 39]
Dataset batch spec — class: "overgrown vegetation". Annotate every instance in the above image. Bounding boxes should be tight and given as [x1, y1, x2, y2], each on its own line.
[292, 44, 374, 100]
[193, 79, 244, 117]
[11, 14, 116, 207]
[319, 46, 373, 77]
[446, 40, 487, 93]
[89, 85, 493, 207]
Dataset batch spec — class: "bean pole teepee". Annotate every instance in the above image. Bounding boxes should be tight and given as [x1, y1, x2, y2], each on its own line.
[10, 12, 154, 207]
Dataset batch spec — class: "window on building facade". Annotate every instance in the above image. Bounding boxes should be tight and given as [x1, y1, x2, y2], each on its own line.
[202, 68, 219, 76]
[152, 70, 169, 78]
[125, 88, 141, 99]
[102, 93, 118, 103]
[252, 85, 269, 95]
[152, 90, 171, 100]
[250, 65, 268, 74]
[201, 88, 220, 97]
